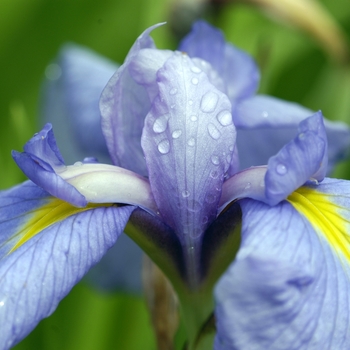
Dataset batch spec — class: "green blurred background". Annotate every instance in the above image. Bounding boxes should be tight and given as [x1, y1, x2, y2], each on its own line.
[0, 0, 349, 349]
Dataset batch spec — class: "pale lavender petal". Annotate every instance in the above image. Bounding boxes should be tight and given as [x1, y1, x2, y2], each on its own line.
[100, 24, 164, 175]
[0, 181, 135, 348]
[41, 44, 117, 164]
[235, 95, 350, 171]
[215, 190, 350, 349]
[265, 113, 327, 206]
[179, 20, 259, 102]
[141, 52, 236, 246]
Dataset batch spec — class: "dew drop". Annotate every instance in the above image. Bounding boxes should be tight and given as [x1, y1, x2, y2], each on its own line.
[262, 111, 268, 118]
[188, 99, 193, 106]
[205, 193, 217, 204]
[182, 190, 190, 198]
[229, 145, 234, 152]
[200, 91, 219, 113]
[299, 132, 305, 140]
[190, 115, 198, 122]
[191, 77, 199, 85]
[33, 132, 38, 137]
[217, 110, 233, 126]
[74, 161, 83, 166]
[187, 138, 195, 147]
[210, 170, 219, 179]
[276, 163, 287, 175]
[172, 129, 182, 139]
[211, 155, 220, 165]
[244, 182, 251, 190]
[170, 104, 175, 109]
[187, 200, 202, 212]
[157, 139, 170, 154]
[207, 123, 221, 140]
[191, 66, 201, 73]
[153, 114, 169, 133]
[0, 301, 4, 307]
[169, 87, 178, 95]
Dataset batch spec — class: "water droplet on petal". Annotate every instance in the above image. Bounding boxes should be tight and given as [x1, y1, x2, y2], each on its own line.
[170, 104, 175, 109]
[200, 91, 218, 113]
[153, 115, 169, 133]
[207, 123, 221, 140]
[191, 66, 201, 73]
[169, 87, 178, 95]
[299, 132, 305, 140]
[211, 155, 220, 165]
[187, 200, 202, 212]
[158, 139, 170, 154]
[188, 99, 193, 106]
[245, 182, 251, 190]
[74, 161, 83, 166]
[210, 170, 219, 179]
[190, 115, 197, 122]
[217, 110, 233, 126]
[172, 130, 182, 139]
[276, 163, 287, 175]
[187, 138, 195, 147]
[182, 190, 190, 198]
[262, 111, 268, 118]
[205, 193, 217, 203]
[191, 77, 199, 85]
[0, 300, 5, 307]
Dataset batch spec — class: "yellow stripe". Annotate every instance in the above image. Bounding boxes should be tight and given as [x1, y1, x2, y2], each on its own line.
[9, 199, 114, 254]
[288, 187, 350, 262]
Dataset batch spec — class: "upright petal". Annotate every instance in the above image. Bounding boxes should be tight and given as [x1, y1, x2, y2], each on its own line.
[235, 95, 350, 170]
[0, 181, 135, 348]
[179, 21, 260, 102]
[265, 112, 327, 205]
[141, 52, 236, 246]
[40, 44, 117, 163]
[100, 24, 164, 175]
[215, 190, 350, 349]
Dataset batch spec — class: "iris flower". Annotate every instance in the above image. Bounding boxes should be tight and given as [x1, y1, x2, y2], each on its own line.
[1, 21, 350, 349]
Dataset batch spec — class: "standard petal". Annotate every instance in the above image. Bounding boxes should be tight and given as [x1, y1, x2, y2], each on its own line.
[235, 95, 350, 170]
[100, 24, 164, 175]
[215, 193, 350, 349]
[179, 20, 260, 102]
[0, 181, 135, 348]
[265, 112, 327, 206]
[40, 44, 117, 164]
[141, 52, 236, 248]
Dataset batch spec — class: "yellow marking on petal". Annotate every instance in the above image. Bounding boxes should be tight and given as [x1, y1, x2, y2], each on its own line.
[9, 199, 114, 254]
[288, 186, 350, 262]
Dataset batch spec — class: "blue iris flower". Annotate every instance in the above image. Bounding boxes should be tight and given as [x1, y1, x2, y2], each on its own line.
[1, 21, 350, 349]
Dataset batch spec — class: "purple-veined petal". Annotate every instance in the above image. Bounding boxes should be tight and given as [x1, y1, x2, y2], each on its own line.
[179, 20, 260, 102]
[141, 52, 236, 247]
[100, 24, 164, 175]
[40, 44, 117, 164]
[0, 181, 135, 348]
[235, 95, 350, 171]
[215, 183, 350, 349]
[265, 112, 327, 206]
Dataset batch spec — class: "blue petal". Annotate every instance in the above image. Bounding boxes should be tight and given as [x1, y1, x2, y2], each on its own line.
[235, 95, 350, 171]
[215, 189, 350, 349]
[100, 24, 164, 175]
[40, 44, 117, 164]
[0, 181, 135, 348]
[265, 112, 327, 206]
[179, 20, 260, 102]
[141, 52, 236, 247]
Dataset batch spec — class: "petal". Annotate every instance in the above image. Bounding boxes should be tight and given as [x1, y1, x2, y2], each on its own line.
[100, 24, 164, 175]
[215, 191, 350, 349]
[235, 95, 350, 171]
[141, 52, 236, 247]
[0, 181, 135, 348]
[179, 20, 260, 102]
[265, 112, 327, 206]
[40, 44, 117, 164]
[13, 125, 158, 213]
